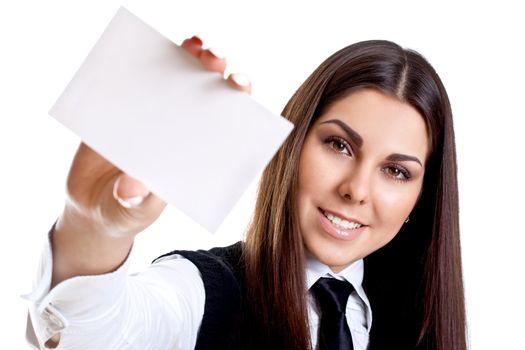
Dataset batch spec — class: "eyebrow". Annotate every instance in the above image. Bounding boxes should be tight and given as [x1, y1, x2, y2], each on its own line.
[320, 119, 363, 148]
[386, 153, 423, 167]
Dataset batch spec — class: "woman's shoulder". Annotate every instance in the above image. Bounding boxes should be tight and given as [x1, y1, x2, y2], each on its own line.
[154, 242, 245, 349]
[154, 241, 244, 271]
[153, 241, 246, 292]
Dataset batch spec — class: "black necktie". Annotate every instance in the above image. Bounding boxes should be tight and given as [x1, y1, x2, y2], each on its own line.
[311, 277, 354, 350]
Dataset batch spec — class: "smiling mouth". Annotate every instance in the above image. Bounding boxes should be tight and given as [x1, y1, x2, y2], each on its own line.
[320, 209, 364, 230]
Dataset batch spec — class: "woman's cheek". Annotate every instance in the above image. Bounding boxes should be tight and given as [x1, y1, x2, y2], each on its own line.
[374, 183, 416, 225]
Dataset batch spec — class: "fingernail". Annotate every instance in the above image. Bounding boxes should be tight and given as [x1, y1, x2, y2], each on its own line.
[182, 36, 203, 48]
[117, 196, 145, 209]
[207, 47, 225, 59]
[231, 73, 251, 87]
[113, 177, 145, 209]
[190, 35, 203, 46]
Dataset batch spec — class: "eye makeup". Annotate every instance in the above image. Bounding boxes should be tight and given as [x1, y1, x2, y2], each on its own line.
[324, 135, 352, 156]
[382, 163, 412, 182]
[319, 119, 363, 149]
[316, 118, 423, 183]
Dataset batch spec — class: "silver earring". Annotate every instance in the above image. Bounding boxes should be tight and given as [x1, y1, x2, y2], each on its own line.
[404, 216, 410, 224]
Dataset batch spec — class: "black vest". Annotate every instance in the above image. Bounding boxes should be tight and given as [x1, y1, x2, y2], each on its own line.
[154, 242, 427, 350]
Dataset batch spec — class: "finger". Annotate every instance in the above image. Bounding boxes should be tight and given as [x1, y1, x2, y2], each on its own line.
[139, 192, 167, 219]
[180, 35, 203, 58]
[199, 48, 227, 75]
[112, 175, 166, 224]
[113, 174, 150, 208]
[227, 73, 252, 94]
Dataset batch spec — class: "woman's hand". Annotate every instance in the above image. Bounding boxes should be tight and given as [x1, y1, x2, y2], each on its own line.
[51, 36, 251, 286]
[181, 36, 252, 93]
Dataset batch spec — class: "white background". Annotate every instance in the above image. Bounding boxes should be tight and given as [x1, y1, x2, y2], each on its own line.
[1, 1, 524, 348]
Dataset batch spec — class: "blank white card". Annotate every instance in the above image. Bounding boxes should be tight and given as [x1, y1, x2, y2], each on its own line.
[50, 7, 294, 232]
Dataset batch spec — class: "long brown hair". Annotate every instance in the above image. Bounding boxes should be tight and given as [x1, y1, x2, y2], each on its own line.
[244, 40, 466, 350]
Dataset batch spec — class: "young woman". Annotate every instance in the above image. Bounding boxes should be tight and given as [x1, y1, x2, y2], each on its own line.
[27, 37, 467, 349]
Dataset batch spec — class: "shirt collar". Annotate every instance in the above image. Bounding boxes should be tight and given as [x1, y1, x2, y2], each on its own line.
[305, 252, 373, 330]
[305, 251, 364, 289]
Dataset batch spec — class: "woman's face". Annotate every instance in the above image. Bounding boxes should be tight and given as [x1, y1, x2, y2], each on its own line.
[297, 89, 429, 272]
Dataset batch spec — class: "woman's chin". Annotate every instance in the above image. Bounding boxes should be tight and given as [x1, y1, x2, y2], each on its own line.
[306, 240, 361, 273]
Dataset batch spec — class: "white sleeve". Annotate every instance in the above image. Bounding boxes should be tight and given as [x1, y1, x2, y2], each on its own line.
[23, 230, 205, 350]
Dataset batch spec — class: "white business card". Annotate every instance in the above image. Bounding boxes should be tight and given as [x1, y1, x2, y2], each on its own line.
[49, 7, 293, 232]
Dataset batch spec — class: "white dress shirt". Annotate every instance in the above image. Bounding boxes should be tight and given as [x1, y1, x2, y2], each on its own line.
[24, 234, 372, 349]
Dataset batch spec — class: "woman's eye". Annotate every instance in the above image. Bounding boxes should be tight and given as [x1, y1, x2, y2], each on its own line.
[326, 137, 351, 156]
[384, 166, 410, 181]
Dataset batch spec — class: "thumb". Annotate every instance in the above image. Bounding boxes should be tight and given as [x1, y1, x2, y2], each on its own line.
[112, 174, 150, 208]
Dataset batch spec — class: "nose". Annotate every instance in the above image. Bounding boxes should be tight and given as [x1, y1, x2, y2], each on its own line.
[338, 164, 371, 205]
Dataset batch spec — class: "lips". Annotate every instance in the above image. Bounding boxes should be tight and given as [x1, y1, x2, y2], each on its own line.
[318, 208, 366, 241]
[320, 208, 364, 227]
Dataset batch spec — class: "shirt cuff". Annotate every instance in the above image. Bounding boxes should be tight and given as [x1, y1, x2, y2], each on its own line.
[22, 223, 132, 348]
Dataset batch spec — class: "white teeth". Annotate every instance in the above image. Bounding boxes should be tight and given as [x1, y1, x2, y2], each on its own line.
[325, 212, 362, 229]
